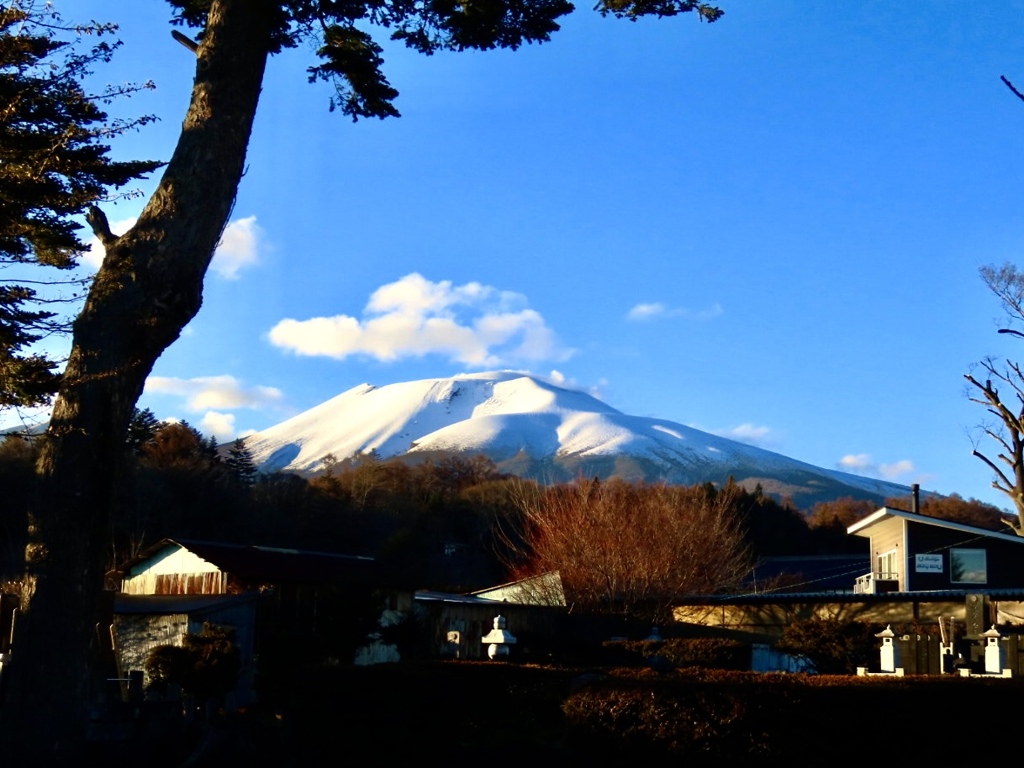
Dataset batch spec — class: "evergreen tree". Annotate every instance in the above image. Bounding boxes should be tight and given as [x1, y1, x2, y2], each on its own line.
[0, 3, 159, 410]
[225, 437, 257, 486]
[125, 407, 160, 454]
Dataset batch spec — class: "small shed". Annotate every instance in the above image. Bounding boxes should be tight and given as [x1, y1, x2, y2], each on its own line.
[111, 538, 402, 703]
[848, 508, 1024, 594]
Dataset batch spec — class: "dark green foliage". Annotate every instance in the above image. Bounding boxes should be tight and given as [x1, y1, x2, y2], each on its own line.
[598, 0, 724, 21]
[0, 287, 58, 408]
[775, 615, 876, 674]
[125, 407, 160, 454]
[145, 622, 240, 704]
[602, 637, 750, 670]
[164, 0, 720, 120]
[310, 25, 399, 118]
[0, 6, 158, 265]
[0, 3, 159, 409]
[225, 438, 258, 486]
[164, 0, 584, 120]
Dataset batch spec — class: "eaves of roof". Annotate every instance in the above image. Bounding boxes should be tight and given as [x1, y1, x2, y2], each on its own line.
[114, 537, 383, 586]
[113, 591, 258, 614]
[847, 507, 1024, 544]
[678, 587, 1024, 606]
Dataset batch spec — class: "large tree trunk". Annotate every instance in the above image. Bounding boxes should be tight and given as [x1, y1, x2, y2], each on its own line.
[0, 1, 276, 760]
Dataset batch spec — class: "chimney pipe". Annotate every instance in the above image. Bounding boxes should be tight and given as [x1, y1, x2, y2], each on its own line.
[912, 483, 920, 514]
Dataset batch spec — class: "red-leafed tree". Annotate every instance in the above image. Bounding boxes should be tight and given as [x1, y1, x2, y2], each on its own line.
[505, 479, 749, 622]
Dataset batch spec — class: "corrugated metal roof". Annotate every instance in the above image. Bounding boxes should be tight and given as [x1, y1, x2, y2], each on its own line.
[116, 538, 382, 585]
[414, 590, 498, 605]
[679, 587, 1024, 606]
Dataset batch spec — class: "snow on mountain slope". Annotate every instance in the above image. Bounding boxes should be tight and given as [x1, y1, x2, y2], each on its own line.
[243, 371, 912, 504]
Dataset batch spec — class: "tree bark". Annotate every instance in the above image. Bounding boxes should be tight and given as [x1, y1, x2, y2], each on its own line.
[0, 0, 276, 760]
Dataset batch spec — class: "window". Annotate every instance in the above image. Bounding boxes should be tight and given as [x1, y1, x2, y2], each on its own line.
[950, 548, 987, 584]
[877, 549, 898, 579]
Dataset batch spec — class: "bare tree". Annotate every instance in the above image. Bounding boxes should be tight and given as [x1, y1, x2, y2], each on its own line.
[965, 262, 1024, 533]
[503, 479, 749, 622]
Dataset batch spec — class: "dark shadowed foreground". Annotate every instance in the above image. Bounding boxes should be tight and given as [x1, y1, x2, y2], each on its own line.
[81, 661, 1023, 766]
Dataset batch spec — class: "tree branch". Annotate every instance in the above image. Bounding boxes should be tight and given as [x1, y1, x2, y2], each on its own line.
[85, 205, 116, 248]
[171, 29, 199, 54]
[1002, 75, 1024, 103]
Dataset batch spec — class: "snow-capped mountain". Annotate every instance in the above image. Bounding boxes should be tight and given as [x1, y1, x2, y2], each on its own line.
[243, 371, 913, 507]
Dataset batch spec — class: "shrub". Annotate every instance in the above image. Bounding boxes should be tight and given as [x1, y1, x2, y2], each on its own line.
[145, 622, 240, 704]
[602, 637, 750, 670]
[775, 616, 875, 674]
[562, 669, 1024, 762]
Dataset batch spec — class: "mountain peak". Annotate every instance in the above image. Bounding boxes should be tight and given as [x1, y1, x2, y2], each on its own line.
[243, 371, 911, 508]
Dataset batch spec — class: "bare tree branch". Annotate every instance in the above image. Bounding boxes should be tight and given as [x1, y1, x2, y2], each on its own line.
[502, 479, 750, 622]
[1002, 75, 1024, 103]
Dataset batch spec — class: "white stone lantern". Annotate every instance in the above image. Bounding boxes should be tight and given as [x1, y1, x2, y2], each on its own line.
[875, 624, 897, 673]
[481, 615, 517, 660]
[982, 625, 1004, 675]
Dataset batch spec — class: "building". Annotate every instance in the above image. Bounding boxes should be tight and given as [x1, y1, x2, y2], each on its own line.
[848, 506, 1024, 594]
[110, 538, 403, 704]
[676, 506, 1024, 636]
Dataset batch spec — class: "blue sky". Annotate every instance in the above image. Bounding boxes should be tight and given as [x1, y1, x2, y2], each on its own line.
[25, 1, 1024, 509]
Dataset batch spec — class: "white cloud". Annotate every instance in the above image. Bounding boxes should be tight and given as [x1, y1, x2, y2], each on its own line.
[626, 302, 723, 321]
[268, 273, 573, 366]
[880, 459, 915, 480]
[693, 304, 724, 321]
[145, 375, 283, 411]
[727, 423, 772, 442]
[200, 411, 236, 441]
[211, 216, 263, 279]
[839, 453, 874, 471]
[838, 453, 916, 480]
[588, 378, 609, 400]
[714, 423, 774, 447]
[82, 215, 263, 279]
[627, 302, 668, 320]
